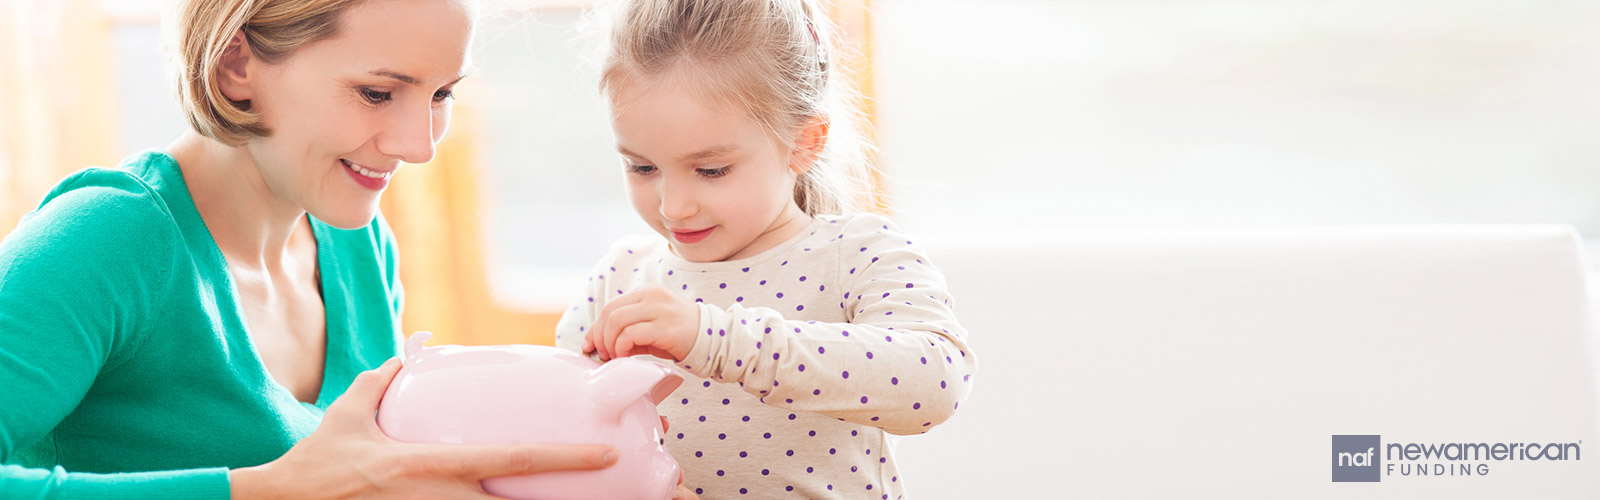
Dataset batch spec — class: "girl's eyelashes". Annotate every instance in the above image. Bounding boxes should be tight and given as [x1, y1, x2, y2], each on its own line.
[433, 88, 455, 103]
[623, 161, 731, 178]
[697, 166, 732, 178]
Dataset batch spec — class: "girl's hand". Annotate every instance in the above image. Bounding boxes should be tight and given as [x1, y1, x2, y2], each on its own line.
[229, 357, 618, 500]
[584, 285, 698, 361]
[672, 484, 702, 500]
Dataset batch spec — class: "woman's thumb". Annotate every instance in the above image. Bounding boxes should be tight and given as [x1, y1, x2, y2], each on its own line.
[327, 356, 403, 421]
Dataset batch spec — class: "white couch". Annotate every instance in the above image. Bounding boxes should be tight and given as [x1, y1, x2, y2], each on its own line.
[893, 225, 1600, 499]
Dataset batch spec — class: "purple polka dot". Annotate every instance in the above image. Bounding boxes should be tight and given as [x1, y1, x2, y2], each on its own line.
[717, 469, 725, 476]
[797, 305, 805, 311]
[704, 381, 712, 387]
[813, 389, 821, 395]
[773, 353, 780, 360]
[681, 398, 689, 404]
[722, 398, 731, 405]
[891, 377, 899, 385]
[818, 346, 826, 354]
[718, 433, 726, 440]
[760, 280, 767, 285]
[719, 283, 727, 289]
[914, 402, 922, 409]
[860, 396, 868, 404]
[906, 283, 915, 288]
[695, 451, 703, 457]
[798, 364, 806, 372]
[698, 416, 706, 422]
[842, 371, 850, 379]
[885, 335, 894, 342]
[763, 433, 772, 439]
[808, 430, 816, 437]
[800, 276, 807, 282]
[866, 352, 875, 359]
[776, 292, 784, 298]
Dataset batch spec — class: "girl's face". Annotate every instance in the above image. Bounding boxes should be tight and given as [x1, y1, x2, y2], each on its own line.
[231, 0, 474, 229]
[610, 77, 808, 263]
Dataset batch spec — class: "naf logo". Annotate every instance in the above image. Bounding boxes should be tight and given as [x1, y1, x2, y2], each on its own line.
[1332, 435, 1382, 482]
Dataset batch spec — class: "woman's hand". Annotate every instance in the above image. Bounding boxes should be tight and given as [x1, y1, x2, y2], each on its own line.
[584, 285, 699, 362]
[229, 357, 618, 500]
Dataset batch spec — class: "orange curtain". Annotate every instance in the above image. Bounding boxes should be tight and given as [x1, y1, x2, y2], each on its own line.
[1, 0, 120, 230]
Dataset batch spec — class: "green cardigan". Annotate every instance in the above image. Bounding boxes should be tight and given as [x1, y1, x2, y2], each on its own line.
[0, 151, 404, 498]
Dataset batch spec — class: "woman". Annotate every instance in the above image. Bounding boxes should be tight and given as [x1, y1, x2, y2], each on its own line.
[0, 0, 645, 497]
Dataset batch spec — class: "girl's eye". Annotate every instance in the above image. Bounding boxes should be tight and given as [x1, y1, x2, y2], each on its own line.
[628, 164, 657, 176]
[433, 88, 455, 103]
[697, 167, 731, 178]
[359, 88, 393, 104]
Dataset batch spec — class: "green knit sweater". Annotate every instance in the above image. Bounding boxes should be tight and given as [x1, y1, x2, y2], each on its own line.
[0, 150, 404, 498]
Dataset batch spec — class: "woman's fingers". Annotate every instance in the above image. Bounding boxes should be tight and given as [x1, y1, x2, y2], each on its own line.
[325, 357, 402, 422]
[424, 443, 617, 479]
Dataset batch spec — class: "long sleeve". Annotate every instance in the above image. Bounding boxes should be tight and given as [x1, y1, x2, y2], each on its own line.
[0, 178, 230, 498]
[678, 221, 977, 436]
[554, 240, 639, 354]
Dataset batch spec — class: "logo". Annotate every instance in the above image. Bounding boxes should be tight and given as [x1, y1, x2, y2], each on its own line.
[1333, 435, 1382, 482]
[1331, 434, 1581, 482]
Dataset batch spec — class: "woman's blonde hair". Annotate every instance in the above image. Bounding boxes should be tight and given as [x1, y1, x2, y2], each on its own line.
[168, 0, 360, 146]
[599, 0, 874, 216]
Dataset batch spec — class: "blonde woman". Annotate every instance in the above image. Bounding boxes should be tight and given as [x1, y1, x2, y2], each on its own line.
[0, 0, 637, 498]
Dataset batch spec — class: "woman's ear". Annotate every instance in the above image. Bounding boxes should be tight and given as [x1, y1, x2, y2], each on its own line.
[789, 116, 830, 175]
[217, 29, 257, 104]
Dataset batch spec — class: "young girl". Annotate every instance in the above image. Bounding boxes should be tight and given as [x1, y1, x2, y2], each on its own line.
[555, 1, 977, 498]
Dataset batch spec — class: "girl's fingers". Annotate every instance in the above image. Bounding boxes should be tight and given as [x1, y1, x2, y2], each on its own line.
[590, 293, 641, 360]
[602, 303, 656, 359]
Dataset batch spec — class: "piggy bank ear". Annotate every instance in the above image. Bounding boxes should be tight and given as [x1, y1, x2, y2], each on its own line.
[403, 332, 434, 363]
[589, 358, 686, 418]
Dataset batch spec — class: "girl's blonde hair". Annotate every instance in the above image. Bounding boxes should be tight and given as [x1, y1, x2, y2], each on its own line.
[168, 0, 360, 146]
[599, 0, 874, 216]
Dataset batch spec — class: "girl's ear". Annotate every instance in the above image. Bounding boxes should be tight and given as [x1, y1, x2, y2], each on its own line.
[217, 29, 258, 104]
[789, 116, 830, 175]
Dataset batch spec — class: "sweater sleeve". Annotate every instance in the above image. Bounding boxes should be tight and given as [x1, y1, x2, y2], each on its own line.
[554, 239, 637, 354]
[0, 172, 230, 498]
[679, 217, 978, 435]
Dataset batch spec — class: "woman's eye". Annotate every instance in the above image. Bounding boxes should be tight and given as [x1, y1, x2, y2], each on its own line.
[628, 164, 657, 175]
[433, 89, 455, 103]
[359, 88, 393, 104]
[697, 167, 731, 178]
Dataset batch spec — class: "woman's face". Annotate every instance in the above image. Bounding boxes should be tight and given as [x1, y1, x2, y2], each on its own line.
[236, 0, 474, 229]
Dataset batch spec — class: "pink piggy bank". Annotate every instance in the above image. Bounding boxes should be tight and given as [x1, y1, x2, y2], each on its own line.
[377, 332, 683, 500]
